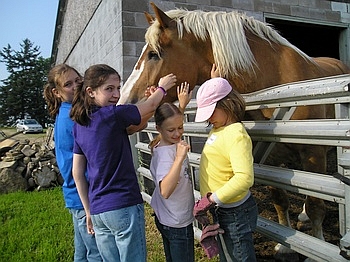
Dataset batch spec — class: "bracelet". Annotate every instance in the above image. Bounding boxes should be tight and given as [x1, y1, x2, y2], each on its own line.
[157, 86, 167, 96]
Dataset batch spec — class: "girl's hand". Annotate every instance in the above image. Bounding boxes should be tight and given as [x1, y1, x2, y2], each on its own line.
[177, 82, 192, 112]
[86, 214, 95, 235]
[158, 73, 177, 91]
[144, 85, 157, 98]
[176, 140, 190, 161]
[211, 64, 221, 78]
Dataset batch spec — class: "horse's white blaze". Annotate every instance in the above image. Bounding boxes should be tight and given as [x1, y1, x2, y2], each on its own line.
[118, 44, 147, 105]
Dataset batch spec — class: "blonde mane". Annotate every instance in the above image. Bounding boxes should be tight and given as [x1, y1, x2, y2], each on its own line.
[145, 9, 311, 77]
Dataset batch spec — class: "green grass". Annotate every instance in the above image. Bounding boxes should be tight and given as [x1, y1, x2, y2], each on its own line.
[0, 187, 73, 261]
[0, 187, 217, 262]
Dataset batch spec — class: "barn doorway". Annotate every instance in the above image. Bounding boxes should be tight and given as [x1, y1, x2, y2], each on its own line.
[266, 18, 344, 59]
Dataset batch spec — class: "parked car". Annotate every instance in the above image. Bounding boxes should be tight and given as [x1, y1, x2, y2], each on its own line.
[16, 119, 43, 133]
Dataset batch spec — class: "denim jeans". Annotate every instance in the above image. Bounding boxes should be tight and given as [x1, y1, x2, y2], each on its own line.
[216, 194, 258, 262]
[69, 208, 102, 262]
[91, 203, 146, 262]
[155, 216, 194, 262]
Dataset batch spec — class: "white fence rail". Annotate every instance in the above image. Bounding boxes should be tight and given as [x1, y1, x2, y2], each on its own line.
[132, 74, 350, 261]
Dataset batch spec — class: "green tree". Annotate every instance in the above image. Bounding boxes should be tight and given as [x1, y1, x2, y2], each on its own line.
[0, 38, 51, 127]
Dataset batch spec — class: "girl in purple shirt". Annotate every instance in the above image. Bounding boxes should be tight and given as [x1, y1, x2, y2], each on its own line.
[70, 64, 176, 262]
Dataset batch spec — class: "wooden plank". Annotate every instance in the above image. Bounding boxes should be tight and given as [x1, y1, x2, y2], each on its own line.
[257, 216, 348, 262]
[144, 119, 350, 147]
[253, 164, 345, 203]
[183, 74, 350, 110]
[0, 138, 18, 155]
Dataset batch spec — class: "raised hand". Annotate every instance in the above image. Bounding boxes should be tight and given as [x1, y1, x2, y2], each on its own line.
[177, 82, 192, 113]
[211, 64, 221, 78]
[144, 85, 157, 98]
[158, 73, 177, 91]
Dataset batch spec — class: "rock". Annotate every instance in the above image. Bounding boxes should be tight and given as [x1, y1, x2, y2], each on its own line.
[21, 145, 36, 157]
[32, 165, 58, 188]
[0, 136, 61, 194]
[0, 168, 28, 194]
[0, 160, 17, 169]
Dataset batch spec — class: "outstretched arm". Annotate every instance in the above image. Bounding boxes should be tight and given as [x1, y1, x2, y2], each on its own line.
[136, 73, 177, 118]
[127, 74, 177, 135]
[126, 86, 158, 134]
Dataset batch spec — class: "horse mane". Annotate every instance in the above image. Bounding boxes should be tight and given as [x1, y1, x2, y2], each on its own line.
[145, 9, 312, 77]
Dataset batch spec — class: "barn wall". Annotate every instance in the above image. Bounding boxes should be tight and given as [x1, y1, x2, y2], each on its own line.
[52, 0, 350, 81]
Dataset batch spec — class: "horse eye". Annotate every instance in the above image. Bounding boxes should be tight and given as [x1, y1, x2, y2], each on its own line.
[148, 51, 160, 60]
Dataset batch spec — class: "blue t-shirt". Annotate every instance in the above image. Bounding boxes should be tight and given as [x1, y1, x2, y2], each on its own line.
[54, 102, 83, 209]
[73, 104, 143, 215]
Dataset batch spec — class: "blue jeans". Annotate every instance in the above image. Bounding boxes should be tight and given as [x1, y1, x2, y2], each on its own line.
[155, 216, 194, 262]
[91, 204, 146, 262]
[216, 194, 258, 262]
[69, 208, 102, 262]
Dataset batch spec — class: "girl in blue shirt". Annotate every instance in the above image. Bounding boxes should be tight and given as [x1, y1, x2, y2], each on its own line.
[43, 64, 101, 262]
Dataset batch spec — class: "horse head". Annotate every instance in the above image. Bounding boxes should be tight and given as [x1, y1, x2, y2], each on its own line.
[120, 3, 213, 104]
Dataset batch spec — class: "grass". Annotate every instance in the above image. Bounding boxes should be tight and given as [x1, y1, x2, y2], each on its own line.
[0, 188, 217, 262]
[0, 188, 73, 261]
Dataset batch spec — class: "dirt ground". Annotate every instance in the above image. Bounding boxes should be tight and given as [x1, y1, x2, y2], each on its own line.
[251, 184, 340, 261]
[1, 128, 47, 142]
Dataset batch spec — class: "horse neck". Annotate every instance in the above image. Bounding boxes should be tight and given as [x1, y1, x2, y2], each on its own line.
[227, 31, 327, 94]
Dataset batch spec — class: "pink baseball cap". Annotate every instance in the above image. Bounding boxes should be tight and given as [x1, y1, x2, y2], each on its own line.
[195, 77, 232, 122]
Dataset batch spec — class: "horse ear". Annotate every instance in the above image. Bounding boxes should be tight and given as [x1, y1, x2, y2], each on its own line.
[144, 12, 155, 25]
[150, 2, 176, 29]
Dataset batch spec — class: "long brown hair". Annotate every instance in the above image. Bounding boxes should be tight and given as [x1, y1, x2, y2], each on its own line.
[43, 64, 82, 118]
[70, 64, 121, 126]
[148, 102, 182, 153]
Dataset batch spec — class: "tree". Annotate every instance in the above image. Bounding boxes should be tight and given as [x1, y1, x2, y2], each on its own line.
[0, 39, 51, 127]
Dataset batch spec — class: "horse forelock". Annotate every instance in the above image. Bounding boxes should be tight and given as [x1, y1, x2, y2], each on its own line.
[145, 9, 312, 77]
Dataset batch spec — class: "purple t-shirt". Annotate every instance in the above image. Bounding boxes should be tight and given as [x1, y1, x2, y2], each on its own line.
[73, 104, 142, 215]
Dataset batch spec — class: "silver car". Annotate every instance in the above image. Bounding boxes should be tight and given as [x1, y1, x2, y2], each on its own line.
[16, 119, 43, 133]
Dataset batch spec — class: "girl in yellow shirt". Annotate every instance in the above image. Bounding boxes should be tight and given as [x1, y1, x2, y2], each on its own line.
[195, 66, 258, 262]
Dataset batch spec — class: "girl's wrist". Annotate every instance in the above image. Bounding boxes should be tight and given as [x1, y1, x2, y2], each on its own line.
[157, 86, 167, 96]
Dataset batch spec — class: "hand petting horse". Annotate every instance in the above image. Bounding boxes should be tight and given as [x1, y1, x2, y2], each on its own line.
[120, 2, 350, 260]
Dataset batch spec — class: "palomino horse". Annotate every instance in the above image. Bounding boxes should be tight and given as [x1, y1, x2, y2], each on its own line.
[120, 2, 350, 260]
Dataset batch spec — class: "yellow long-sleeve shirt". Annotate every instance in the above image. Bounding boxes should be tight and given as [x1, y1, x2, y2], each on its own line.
[199, 122, 254, 205]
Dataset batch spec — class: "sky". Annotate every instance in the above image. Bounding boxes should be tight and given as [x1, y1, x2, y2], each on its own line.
[0, 0, 59, 80]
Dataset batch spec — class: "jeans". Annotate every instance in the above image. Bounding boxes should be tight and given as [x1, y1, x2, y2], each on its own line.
[155, 216, 194, 262]
[216, 194, 258, 262]
[91, 204, 146, 262]
[69, 208, 102, 262]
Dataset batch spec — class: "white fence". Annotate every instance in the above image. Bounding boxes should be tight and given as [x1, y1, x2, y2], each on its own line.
[131, 74, 350, 261]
